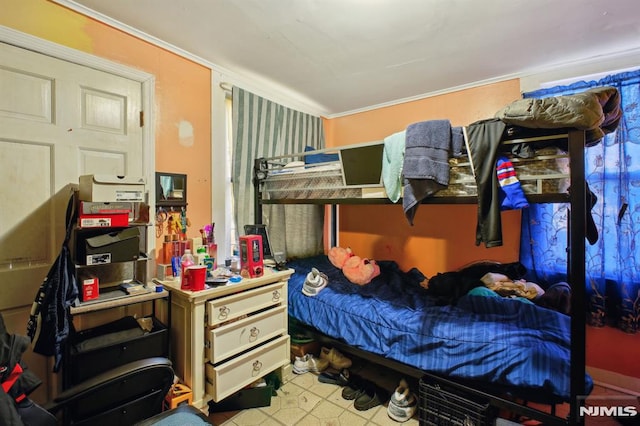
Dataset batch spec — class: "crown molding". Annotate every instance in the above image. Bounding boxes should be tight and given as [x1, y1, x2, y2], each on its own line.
[51, 1, 328, 117]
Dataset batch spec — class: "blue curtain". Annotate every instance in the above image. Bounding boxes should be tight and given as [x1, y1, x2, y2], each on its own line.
[519, 69, 640, 333]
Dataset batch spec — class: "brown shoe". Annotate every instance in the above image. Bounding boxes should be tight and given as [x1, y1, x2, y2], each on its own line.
[320, 347, 352, 370]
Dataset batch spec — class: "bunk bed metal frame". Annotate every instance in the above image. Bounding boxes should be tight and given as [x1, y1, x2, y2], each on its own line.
[253, 129, 587, 425]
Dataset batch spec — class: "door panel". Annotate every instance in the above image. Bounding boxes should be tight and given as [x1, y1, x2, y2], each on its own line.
[81, 87, 127, 134]
[0, 66, 53, 123]
[0, 41, 145, 403]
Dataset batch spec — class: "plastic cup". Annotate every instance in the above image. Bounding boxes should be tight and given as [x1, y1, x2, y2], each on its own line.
[188, 265, 207, 291]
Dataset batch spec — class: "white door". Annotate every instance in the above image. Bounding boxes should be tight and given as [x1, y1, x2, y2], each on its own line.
[0, 41, 144, 401]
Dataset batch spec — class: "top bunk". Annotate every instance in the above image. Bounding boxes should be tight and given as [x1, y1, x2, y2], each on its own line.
[254, 86, 620, 208]
[254, 127, 585, 206]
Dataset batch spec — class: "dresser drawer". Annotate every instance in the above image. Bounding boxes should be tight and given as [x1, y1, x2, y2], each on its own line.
[205, 335, 290, 402]
[206, 281, 286, 327]
[206, 305, 287, 364]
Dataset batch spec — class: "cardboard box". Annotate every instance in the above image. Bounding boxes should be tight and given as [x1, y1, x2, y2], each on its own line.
[290, 341, 320, 361]
[79, 175, 146, 202]
[80, 201, 135, 223]
[79, 227, 140, 265]
[80, 277, 99, 302]
[80, 201, 132, 215]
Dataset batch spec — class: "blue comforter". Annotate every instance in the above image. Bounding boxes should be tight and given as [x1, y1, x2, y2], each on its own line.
[287, 255, 592, 402]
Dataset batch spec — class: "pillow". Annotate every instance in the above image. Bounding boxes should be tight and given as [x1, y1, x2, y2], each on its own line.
[304, 145, 339, 164]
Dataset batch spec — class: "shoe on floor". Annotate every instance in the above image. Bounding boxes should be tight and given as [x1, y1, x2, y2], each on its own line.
[354, 383, 385, 411]
[341, 374, 370, 400]
[318, 368, 351, 386]
[320, 346, 352, 370]
[387, 378, 417, 422]
[292, 353, 329, 374]
[302, 268, 328, 296]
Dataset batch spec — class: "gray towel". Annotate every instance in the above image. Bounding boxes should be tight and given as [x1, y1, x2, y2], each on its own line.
[403, 120, 457, 225]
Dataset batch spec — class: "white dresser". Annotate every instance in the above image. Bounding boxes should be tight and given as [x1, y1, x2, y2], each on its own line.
[163, 268, 293, 408]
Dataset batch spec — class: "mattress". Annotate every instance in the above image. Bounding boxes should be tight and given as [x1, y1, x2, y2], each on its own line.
[286, 255, 592, 402]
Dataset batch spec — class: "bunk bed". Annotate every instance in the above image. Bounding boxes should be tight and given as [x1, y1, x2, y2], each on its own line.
[253, 127, 589, 425]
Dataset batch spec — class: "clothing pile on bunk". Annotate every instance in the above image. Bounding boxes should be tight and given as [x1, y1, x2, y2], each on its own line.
[424, 260, 572, 314]
[381, 85, 621, 247]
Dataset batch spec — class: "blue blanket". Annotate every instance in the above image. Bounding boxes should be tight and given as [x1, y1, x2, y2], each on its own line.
[287, 255, 592, 402]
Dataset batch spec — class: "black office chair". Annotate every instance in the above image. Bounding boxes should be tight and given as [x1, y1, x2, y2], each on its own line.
[13, 357, 211, 426]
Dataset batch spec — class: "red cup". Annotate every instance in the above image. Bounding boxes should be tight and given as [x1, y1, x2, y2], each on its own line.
[187, 265, 207, 291]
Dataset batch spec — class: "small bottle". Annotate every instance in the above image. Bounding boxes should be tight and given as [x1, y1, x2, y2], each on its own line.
[230, 244, 240, 274]
[180, 249, 195, 290]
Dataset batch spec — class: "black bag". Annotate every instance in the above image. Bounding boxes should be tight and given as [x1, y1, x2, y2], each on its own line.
[26, 192, 78, 372]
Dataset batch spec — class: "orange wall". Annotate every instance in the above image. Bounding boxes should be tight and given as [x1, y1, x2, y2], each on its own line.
[1, 0, 212, 263]
[324, 80, 523, 277]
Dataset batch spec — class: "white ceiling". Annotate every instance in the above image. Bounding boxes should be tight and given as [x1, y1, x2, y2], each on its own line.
[68, 0, 640, 116]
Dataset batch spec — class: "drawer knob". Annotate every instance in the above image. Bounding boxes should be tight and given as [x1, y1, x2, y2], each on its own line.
[272, 290, 280, 301]
[252, 360, 263, 374]
[218, 306, 230, 319]
[249, 327, 259, 341]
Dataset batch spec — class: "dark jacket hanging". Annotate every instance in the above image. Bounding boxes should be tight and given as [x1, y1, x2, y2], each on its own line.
[26, 193, 78, 372]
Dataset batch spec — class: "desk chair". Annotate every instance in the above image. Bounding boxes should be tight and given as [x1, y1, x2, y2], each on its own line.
[14, 357, 211, 426]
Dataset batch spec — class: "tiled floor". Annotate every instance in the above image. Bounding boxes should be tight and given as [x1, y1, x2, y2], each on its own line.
[206, 357, 637, 426]
[208, 357, 419, 426]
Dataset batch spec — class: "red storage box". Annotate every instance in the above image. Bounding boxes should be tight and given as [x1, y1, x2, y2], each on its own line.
[80, 277, 99, 302]
[79, 213, 129, 228]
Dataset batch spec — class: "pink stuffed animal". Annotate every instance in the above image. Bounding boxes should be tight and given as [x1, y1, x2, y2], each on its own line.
[342, 255, 381, 286]
[328, 246, 353, 269]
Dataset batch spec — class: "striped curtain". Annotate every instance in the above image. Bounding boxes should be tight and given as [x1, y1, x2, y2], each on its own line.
[232, 86, 325, 258]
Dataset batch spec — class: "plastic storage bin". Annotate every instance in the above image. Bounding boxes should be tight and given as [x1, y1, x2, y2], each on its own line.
[419, 375, 496, 426]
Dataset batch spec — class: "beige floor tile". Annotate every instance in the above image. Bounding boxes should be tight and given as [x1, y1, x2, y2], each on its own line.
[309, 379, 343, 398]
[337, 409, 370, 425]
[272, 406, 308, 425]
[298, 390, 325, 412]
[277, 394, 300, 411]
[326, 386, 354, 409]
[279, 380, 306, 396]
[295, 413, 322, 426]
[225, 408, 272, 425]
[345, 400, 381, 421]
[308, 399, 346, 420]
[290, 371, 319, 388]
[298, 413, 342, 426]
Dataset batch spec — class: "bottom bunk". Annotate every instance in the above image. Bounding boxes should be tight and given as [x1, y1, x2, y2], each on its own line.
[286, 255, 591, 425]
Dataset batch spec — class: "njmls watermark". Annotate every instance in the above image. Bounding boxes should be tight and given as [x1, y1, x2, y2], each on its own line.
[577, 395, 639, 418]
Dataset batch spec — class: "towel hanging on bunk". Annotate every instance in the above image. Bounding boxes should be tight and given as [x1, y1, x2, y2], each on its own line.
[381, 130, 406, 203]
[402, 120, 463, 225]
